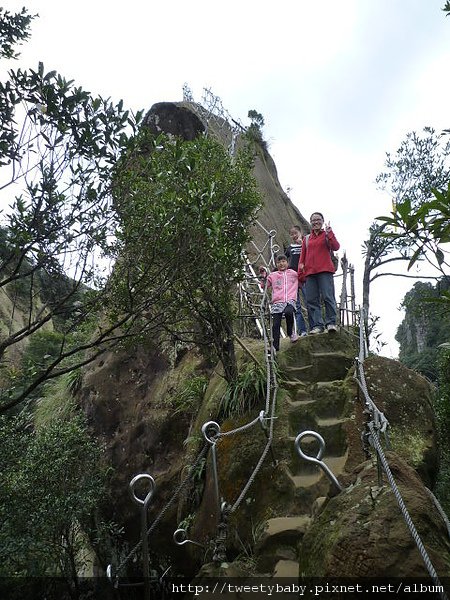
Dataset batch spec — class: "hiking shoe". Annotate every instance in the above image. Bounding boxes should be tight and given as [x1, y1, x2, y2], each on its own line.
[300, 331, 308, 337]
[326, 324, 338, 333]
[309, 327, 323, 335]
[290, 332, 299, 343]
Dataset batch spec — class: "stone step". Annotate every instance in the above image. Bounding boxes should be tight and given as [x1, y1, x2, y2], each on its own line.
[287, 452, 347, 488]
[286, 393, 347, 421]
[310, 351, 354, 381]
[288, 418, 349, 454]
[316, 416, 348, 427]
[286, 398, 315, 409]
[282, 381, 311, 400]
[287, 436, 349, 475]
[273, 559, 299, 578]
[287, 471, 322, 488]
[255, 516, 311, 575]
[265, 515, 311, 538]
[281, 352, 353, 383]
[282, 365, 314, 382]
[282, 377, 309, 390]
[308, 381, 349, 417]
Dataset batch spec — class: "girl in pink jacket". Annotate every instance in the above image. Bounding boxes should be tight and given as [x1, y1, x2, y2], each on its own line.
[263, 254, 299, 351]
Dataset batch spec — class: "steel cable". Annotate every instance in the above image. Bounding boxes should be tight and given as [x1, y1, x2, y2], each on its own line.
[356, 308, 447, 599]
[369, 424, 447, 600]
[113, 442, 209, 577]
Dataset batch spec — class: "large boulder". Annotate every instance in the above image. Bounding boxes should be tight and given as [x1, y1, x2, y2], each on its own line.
[299, 453, 450, 577]
[362, 355, 438, 487]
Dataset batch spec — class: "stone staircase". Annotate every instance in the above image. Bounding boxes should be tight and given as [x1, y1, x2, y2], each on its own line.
[256, 332, 356, 576]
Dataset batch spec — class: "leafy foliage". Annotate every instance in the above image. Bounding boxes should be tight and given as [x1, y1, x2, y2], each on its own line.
[219, 361, 267, 417]
[0, 10, 154, 413]
[0, 7, 35, 60]
[0, 413, 108, 584]
[434, 347, 450, 514]
[372, 128, 450, 321]
[172, 375, 209, 415]
[361, 221, 415, 340]
[245, 109, 266, 149]
[375, 127, 450, 210]
[375, 127, 450, 268]
[361, 128, 450, 338]
[377, 184, 450, 288]
[396, 279, 450, 380]
[109, 131, 261, 381]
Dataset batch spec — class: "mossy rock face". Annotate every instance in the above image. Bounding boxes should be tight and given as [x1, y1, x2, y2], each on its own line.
[362, 356, 438, 486]
[78, 341, 208, 573]
[277, 332, 357, 385]
[299, 453, 450, 577]
[190, 408, 297, 553]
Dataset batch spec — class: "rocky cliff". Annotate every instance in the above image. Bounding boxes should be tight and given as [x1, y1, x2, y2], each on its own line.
[78, 329, 450, 581]
[71, 102, 450, 584]
[143, 101, 310, 260]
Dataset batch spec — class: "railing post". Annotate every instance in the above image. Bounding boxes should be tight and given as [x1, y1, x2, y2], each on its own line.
[129, 474, 155, 600]
[201, 421, 221, 520]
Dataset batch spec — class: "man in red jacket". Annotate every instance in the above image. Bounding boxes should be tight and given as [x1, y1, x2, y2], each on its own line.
[298, 212, 340, 334]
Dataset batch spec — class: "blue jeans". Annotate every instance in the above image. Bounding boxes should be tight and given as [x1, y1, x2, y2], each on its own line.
[305, 272, 337, 330]
[296, 287, 310, 334]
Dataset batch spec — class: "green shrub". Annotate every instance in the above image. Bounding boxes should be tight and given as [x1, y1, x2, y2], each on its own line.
[434, 347, 450, 514]
[34, 373, 77, 429]
[172, 375, 208, 415]
[0, 413, 108, 583]
[220, 361, 267, 418]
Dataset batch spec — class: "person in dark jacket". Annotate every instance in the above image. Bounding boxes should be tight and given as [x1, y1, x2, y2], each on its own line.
[298, 212, 340, 334]
[285, 225, 310, 336]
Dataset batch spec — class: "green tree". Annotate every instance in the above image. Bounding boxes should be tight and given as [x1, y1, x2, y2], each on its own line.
[365, 128, 450, 335]
[374, 127, 450, 281]
[0, 9, 155, 413]
[110, 131, 261, 382]
[0, 7, 35, 60]
[0, 413, 108, 597]
[377, 185, 450, 302]
[395, 279, 450, 380]
[375, 127, 450, 211]
[246, 109, 266, 148]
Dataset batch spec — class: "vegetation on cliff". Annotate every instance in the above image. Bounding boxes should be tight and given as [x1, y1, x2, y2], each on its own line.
[0, 8, 147, 413]
[109, 130, 261, 382]
[0, 410, 111, 592]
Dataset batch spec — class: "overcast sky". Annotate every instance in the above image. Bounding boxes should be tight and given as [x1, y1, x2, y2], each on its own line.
[2, 0, 450, 356]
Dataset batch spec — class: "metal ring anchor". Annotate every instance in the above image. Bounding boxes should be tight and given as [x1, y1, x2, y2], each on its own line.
[129, 473, 156, 506]
[129, 474, 156, 600]
[201, 420, 220, 444]
[259, 410, 267, 431]
[201, 421, 221, 518]
[106, 564, 119, 588]
[259, 410, 277, 466]
[294, 430, 343, 492]
[173, 528, 204, 548]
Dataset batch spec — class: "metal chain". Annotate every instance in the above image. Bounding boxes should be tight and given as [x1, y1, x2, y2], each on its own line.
[231, 288, 278, 512]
